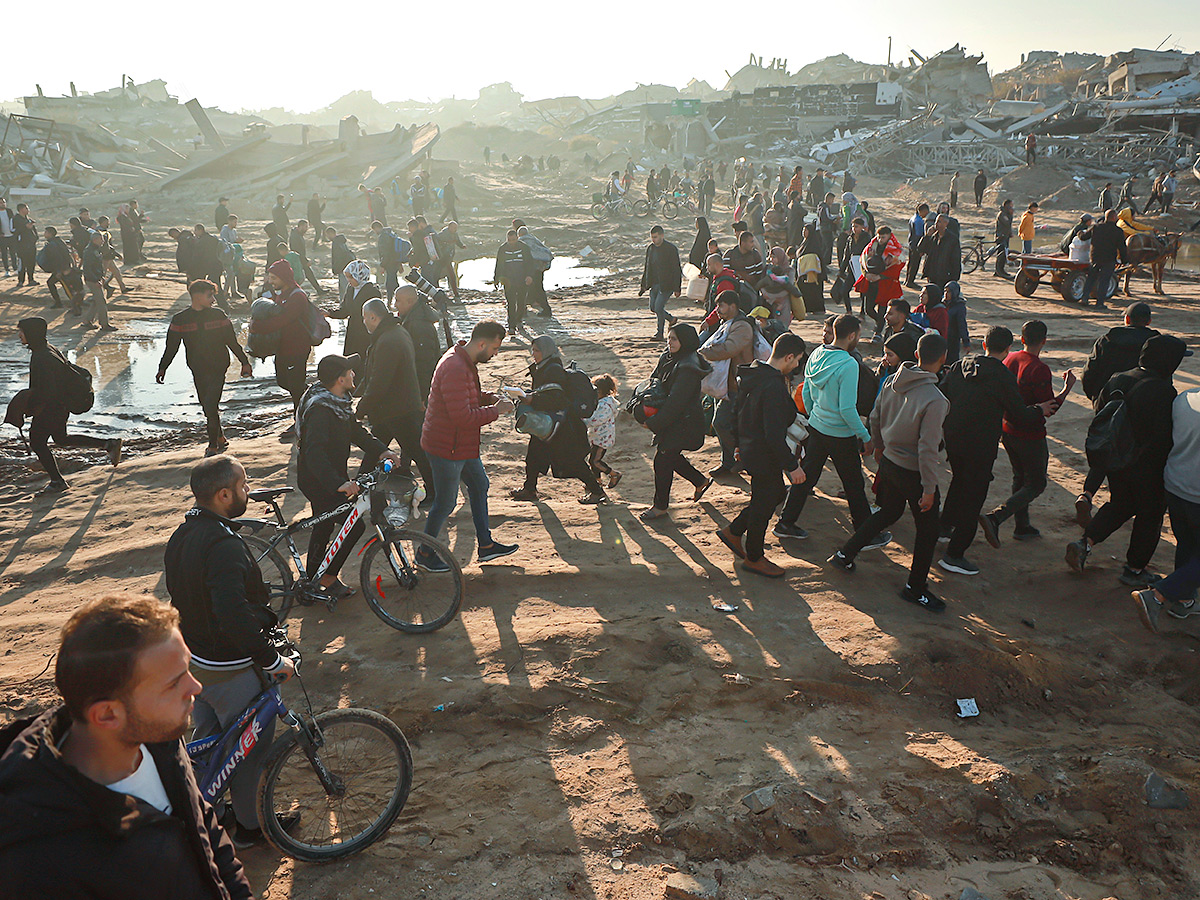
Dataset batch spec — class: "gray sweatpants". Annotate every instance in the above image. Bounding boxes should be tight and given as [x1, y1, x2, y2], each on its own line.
[192, 666, 276, 829]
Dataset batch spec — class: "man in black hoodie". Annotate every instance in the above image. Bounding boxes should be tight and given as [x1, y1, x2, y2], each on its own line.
[1075, 302, 1159, 525]
[716, 332, 808, 579]
[1080, 208, 1127, 309]
[157, 279, 253, 455]
[1067, 334, 1190, 586]
[494, 229, 535, 334]
[17, 317, 121, 493]
[937, 326, 1055, 575]
[0, 594, 253, 898]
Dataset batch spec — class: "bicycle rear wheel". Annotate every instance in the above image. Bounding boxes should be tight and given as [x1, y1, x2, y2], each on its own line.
[662, 200, 679, 220]
[360, 529, 463, 632]
[589, 203, 607, 220]
[243, 535, 295, 619]
[960, 247, 979, 275]
[632, 199, 651, 218]
[257, 708, 412, 862]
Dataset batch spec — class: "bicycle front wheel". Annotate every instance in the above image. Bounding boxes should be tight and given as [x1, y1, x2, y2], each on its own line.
[243, 535, 296, 620]
[257, 708, 412, 862]
[632, 199, 651, 218]
[662, 200, 679, 220]
[960, 247, 980, 275]
[360, 529, 463, 632]
[590, 203, 607, 220]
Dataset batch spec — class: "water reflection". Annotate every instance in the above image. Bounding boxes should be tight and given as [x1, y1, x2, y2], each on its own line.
[454, 256, 610, 292]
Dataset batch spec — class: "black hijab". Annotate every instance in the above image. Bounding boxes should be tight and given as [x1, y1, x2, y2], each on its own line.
[670, 323, 700, 357]
[797, 223, 819, 258]
[688, 217, 712, 271]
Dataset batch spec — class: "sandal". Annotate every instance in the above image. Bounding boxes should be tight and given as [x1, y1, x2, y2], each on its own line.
[638, 507, 669, 522]
[693, 477, 714, 502]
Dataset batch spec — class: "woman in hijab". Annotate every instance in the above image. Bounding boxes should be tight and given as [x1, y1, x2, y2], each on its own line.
[331, 259, 380, 359]
[796, 222, 826, 315]
[688, 217, 712, 271]
[640, 323, 713, 522]
[116, 205, 139, 268]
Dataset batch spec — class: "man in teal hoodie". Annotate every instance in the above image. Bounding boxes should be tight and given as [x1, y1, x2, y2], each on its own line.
[774, 314, 890, 550]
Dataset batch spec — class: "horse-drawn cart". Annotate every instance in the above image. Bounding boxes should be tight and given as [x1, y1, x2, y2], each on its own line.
[1007, 253, 1119, 302]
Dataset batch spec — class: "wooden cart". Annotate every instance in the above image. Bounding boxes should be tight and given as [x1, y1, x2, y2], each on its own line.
[1007, 253, 1119, 302]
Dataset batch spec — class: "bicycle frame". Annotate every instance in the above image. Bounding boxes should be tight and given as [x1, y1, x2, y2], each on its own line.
[187, 684, 292, 805]
[261, 490, 384, 586]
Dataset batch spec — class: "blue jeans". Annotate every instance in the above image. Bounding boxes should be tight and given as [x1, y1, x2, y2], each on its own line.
[713, 396, 738, 469]
[648, 286, 672, 335]
[424, 453, 492, 548]
[1160, 492, 1200, 603]
[1022, 239, 1033, 254]
[383, 267, 399, 300]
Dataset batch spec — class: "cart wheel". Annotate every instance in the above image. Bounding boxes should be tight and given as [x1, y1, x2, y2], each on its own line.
[1103, 272, 1120, 299]
[1014, 269, 1038, 297]
[1059, 270, 1086, 302]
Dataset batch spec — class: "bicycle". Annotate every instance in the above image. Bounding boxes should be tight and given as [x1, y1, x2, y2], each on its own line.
[590, 194, 636, 220]
[960, 234, 1007, 275]
[187, 628, 412, 862]
[233, 463, 464, 633]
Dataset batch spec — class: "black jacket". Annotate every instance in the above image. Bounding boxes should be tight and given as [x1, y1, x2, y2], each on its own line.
[272, 201, 290, 237]
[82, 244, 104, 283]
[288, 228, 309, 265]
[175, 233, 197, 273]
[646, 350, 711, 453]
[358, 315, 423, 424]
[1085, 220, 1128, 267]
[159, 306, 250, 377]
[494, 241, 533, 282]
[1081, 324, 1159, 403]
[19, 316, 69, 416]
[919, 229, 962, 285]
[164, 506, 281, 670]
[641, 240, 683, 295]
[307, 198, 325, 222]
[995, 208, 1013, 241]
[297, 393, 386, 499]
[331, 281, 381, 360]
[974, 173, 987, 195]
[214, 203, 229, 232]
[1099, 335, 1187, 475]
[940, 354, 1044, 458]
[0, 708, 252, 900]
[523, 356, 592, 477]
[400, 300, 442, 400]
[192, 233, 221, 273]
[732, 360, 798, 474]
[331, 235, 355, 276]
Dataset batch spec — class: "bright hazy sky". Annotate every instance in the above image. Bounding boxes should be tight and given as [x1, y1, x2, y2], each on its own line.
[4, 1, 1196, 113]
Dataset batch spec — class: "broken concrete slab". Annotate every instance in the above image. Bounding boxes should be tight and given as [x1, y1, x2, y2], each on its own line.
[741, 785, 776, 814]
[664, 872, 719, 900]
[1145, 771, 1189, 810]
[959, 889, 992, 900]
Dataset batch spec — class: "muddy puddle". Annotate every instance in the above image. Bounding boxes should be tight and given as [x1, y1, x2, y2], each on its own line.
[454, 255, 611, 292]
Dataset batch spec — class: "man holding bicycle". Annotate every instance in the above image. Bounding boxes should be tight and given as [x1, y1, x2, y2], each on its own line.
[0, 594, 253, 898]
[164, 454, 295, 849]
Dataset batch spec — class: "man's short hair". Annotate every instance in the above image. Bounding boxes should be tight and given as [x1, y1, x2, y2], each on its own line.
[917, 203, 930, 213]
[506, 229, 517, 239]
[471, 320, 507, 343]
[361, 297, 388, 319]
[738, 230, 754, 243]
[650, 225, 664, 236]
[984, 325, 1014, 354]
[888, 298, 911, 316]
[732, 221, 748, 233]
[56, 595, 180, 721]
[1126, 302, 1152, 326]
[705, 253, 722, 267]
[45, 226, 58, 237]
[219, 196, 229, 202]
[1021, 319, 1048, 346]
[190, 454, 241, 503]
[716, 289, 739, 308]
[833, 314, 861, 340]
[771, 332, 807, 360]
[917, 332, 947, 365]
[297, 219, 308, 228]
[187, 279, 217, 298]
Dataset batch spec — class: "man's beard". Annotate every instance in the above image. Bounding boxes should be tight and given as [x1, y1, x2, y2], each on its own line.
[123, 704, 192, 746]
[228, 493, 248, 519]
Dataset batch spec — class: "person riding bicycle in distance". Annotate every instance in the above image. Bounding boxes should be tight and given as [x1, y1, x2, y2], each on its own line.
[163, 454, 295, 849]
[0, 594, 254, 898]
[296, 354, 401, 599]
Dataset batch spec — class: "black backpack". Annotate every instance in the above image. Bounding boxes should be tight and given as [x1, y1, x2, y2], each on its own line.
[1086, 390, 1136, 472]
[61, 357, 95, 414]
[562, 362, 599, 419]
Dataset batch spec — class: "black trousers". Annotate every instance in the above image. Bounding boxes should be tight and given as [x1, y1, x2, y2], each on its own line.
[993, 239, 1009, 274]
[193, 369, 226, 446]
[730, 468, 787, 561]
[0, 236, 14, 270]
[652, 447, 706, 510]
[905, 246, 922, 285]
[528, 271, 551, 315]
[304, 488, 364, 580]
[361, 412, 433, 497]
[779, 427, 871, 529]
[992, 434, 1048, 530]
[502, 278, 526, 329]
[524, 436, 602, 493]
[974, 188, 984, 206]
[30, 409, 108, 482]
[1085, 470, 1165, 571]
[942, 446, 996, 558]
[1081, 262, 1115, 306]
[16, 244, 36, 283]
[842, 456, 940, 591]
[275, 354, 308, 409]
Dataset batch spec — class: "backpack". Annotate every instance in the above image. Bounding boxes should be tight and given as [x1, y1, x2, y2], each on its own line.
[563, 362, 599, 419]
[292, 289, 331, 346]
[62, 357, 95, 414]
[909, 311, 931, 331]
[382, 229, 411, 266]
[1085, 390, 1137, 472]
[735, 279, 760, 315]
[217, 238, 236, 267]
[524, 234, 554, 271]
[38, 240, 70, 273]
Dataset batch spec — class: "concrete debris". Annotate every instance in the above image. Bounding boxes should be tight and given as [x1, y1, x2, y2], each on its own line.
[664, 872, 720, 900]
[741, 785, 777, 814]
[1145, 771, 1190, 810]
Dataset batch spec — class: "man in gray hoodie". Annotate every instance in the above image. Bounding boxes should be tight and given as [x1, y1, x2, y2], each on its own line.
[827, 333, 950, 611]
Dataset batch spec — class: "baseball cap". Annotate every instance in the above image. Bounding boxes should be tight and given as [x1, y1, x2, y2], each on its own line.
[317, 353, 361, 384]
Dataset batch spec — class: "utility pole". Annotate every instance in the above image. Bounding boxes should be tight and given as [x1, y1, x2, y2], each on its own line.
[887, 36, 893, 68]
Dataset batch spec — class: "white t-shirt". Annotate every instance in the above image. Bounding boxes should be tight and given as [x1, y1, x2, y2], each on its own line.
[106, 745, 173, 814]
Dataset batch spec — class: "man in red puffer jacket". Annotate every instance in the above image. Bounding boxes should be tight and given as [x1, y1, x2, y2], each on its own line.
[419, 320, 519, 570]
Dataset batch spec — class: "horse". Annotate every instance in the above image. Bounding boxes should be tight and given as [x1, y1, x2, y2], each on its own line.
[1122, 232, 1181, 295]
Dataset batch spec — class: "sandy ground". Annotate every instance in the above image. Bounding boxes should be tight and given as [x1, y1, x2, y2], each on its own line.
[4, 159, 1200, 900]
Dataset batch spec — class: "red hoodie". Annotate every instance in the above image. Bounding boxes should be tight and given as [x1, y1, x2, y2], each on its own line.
[250, 259, 312, 358]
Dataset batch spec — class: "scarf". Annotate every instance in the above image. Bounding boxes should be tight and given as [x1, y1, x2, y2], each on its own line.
[295, 383, 353, 439]
[344, 259, 373, 296]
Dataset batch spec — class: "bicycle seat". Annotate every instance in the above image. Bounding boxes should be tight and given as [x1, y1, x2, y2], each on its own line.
[970, 234, 985, 241]
[249, 487, 295, 502]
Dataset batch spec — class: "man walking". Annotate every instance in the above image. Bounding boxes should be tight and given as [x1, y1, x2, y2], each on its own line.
[716, 332, 807, 579]
[973, 169, 987, 207]
[441, 177, 458, 223]
[774, 314, 890, 550]
[419, 320, 519, 570]
[700, 290, 755, 478]
[81, 231, 114, 331]
[394, 283, 442, 399]
[639, 225, 683, 340]
[518, 225, 554, 317]
[0, 197, 16, 276]
[157, 279, 253, 456]
[272, 194, 291, 239]
[938, 326, 1055, 576]
[494, 229, 534, 335]
[918, 214, 962, 292]
[13, 202, 37, 286]
[307, 194, 326, 244]
[1079, 209, 1127, 309]
[980, 320, 1075, 546]
[214, 197, 230, 231]
[289, 220, 326, 295]
[993, 199, 1014, 279]
[905, 203, 929, 288]
[163, 454, 296, 848]
[827, 333, 950, 612]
